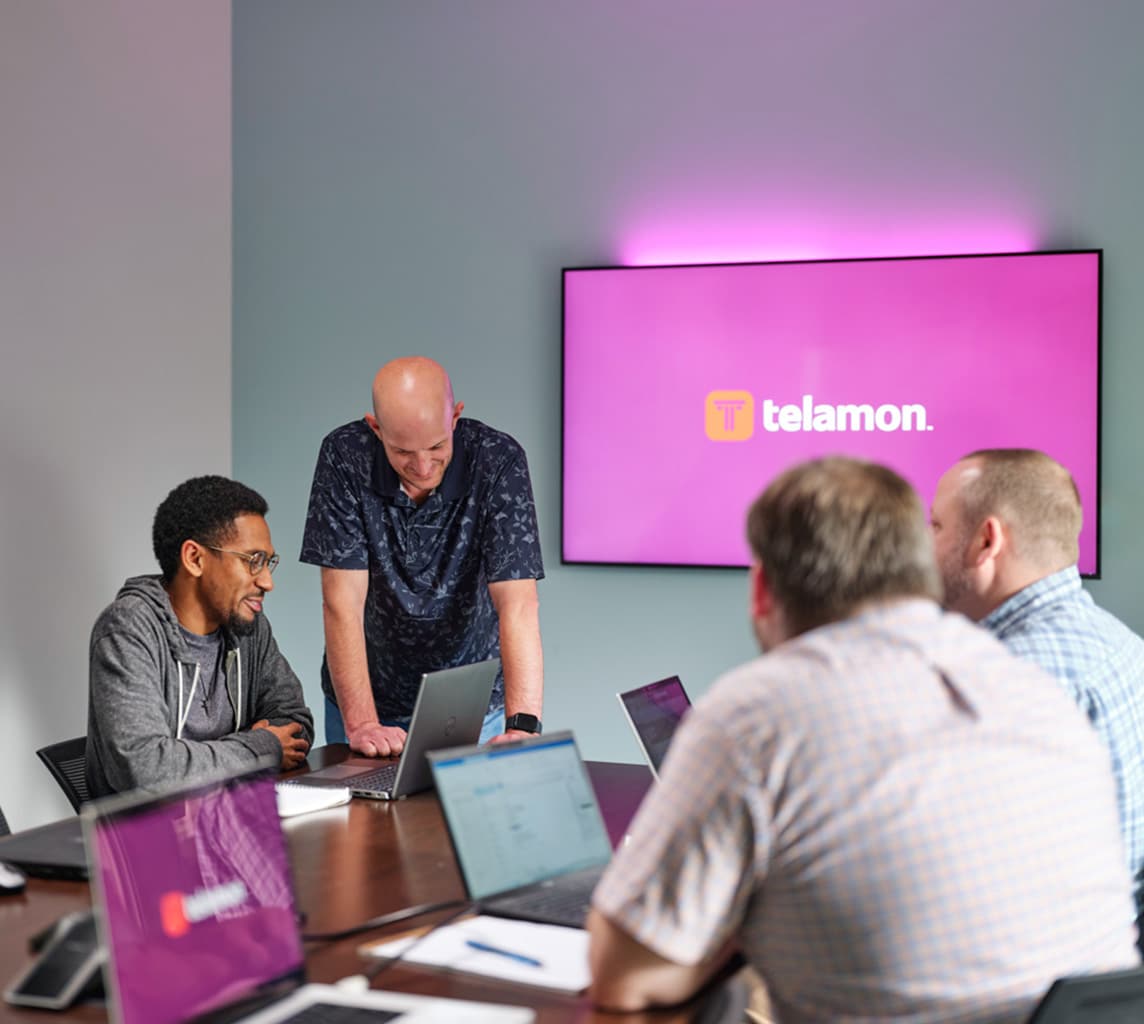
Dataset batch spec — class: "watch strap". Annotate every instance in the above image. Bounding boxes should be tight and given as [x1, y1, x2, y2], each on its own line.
[504, 712, 542, 735]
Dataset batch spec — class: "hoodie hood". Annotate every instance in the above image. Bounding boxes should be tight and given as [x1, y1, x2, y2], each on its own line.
[111, 574, 248, 739]
[115, 574, 239, 663]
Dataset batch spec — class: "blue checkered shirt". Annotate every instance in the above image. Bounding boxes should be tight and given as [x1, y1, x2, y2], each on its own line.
[984, 565, 1144, 914]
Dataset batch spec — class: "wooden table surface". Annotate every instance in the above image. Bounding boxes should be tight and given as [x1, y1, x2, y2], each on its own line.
[0, 747, 743, 1023]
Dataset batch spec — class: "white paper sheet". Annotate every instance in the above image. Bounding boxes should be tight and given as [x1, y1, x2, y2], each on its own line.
[363, 915, 590, 993]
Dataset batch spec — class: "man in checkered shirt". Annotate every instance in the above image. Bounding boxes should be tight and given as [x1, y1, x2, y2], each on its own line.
[932, 447, 1144, 934]
[588, 456, 1138, 1022]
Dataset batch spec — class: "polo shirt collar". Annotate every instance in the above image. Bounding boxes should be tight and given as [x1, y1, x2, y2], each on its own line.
[370, 420, 472, 503]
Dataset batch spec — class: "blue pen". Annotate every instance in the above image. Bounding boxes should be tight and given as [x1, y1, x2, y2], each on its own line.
[464, 939, 543, 968]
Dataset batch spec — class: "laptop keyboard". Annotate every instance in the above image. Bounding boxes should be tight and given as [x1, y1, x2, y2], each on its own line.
[278, 1005, 401, 1023]
[484, 870, 601, 929]
[345, 764, 398, 792]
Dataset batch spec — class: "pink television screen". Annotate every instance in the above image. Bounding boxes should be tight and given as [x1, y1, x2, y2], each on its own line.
[562, 250, 1102, 575]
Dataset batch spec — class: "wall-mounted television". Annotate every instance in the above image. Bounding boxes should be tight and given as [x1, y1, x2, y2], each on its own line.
[562, 250, 1101, 575]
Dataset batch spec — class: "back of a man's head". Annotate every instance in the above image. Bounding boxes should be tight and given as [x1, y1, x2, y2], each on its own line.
[956, 448, 1081, 571]
[747, 456, 941, 636]
[152, 476, 269, 583]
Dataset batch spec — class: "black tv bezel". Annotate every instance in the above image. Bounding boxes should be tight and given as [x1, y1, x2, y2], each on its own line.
[560, 248, 1103, 579]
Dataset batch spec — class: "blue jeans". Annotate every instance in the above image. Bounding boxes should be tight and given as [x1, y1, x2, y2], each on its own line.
[324, 695, 504, 746]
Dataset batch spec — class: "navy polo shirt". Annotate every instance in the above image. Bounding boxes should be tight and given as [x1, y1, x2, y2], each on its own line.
[300, 417, 544, 719]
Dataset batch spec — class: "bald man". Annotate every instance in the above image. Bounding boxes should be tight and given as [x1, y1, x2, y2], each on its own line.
[301, 357, 544, 756]
[931, 448, 1144, 926]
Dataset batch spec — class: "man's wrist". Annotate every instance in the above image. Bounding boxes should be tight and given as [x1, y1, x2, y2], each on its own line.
[504, 712, 542, 735]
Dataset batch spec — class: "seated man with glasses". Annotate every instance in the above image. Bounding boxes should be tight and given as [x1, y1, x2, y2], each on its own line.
[86, 475, 314, 798]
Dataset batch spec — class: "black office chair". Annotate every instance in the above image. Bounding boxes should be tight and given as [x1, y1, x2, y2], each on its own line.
[35, 736, 91, 813]
[0, 803, 10, 837]
[1027, 965, 1144, 1022]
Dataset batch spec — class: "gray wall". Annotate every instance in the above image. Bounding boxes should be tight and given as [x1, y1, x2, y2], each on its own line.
[231, 0, 1144, 764]
[0, 0, 232, 829]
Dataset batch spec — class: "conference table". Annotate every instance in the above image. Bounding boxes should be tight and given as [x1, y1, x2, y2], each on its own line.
[0, 746, 745, 1023]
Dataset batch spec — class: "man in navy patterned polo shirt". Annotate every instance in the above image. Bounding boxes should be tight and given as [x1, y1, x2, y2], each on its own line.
[301, 357, 545, 756]
[932, 448, 1144, 928]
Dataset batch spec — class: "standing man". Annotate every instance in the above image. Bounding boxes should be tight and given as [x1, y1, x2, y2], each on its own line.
[86, 476, 313, 799]
[301, 357, 544, 755]
[587, 457, 1138, 1020]
[932, 447, 1144, 923]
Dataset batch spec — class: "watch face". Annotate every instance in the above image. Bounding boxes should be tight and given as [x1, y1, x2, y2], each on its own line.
[506, 714, 541, 734]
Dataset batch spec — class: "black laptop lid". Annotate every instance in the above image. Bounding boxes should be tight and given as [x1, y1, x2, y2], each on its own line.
[0, 816, 87, 879]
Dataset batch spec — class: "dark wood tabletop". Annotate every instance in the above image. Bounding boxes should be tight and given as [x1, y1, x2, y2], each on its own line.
[0, 747, 744, 1023]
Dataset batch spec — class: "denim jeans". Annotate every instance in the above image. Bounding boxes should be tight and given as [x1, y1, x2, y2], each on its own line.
[324, 694, 504, 746]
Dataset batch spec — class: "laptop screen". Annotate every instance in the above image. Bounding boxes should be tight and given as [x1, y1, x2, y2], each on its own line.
[86, 771, 303, 1024]
[430, 732, 613, 901]
[618, 676, 691, 773]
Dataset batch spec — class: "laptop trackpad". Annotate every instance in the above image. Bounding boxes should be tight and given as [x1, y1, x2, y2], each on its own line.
[305, 762, 386, 781]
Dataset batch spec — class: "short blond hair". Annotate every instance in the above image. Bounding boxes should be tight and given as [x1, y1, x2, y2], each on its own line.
[956, 449, 1081, 567]
[746, 457, 941, 636]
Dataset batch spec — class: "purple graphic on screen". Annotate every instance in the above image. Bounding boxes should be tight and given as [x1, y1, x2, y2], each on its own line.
[92, 776, 301, 1024]
[563, 251, 1100, 574]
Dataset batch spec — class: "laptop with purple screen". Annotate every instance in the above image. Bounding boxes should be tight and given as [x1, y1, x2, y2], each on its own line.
[616, 675, 692, 778]
[82, 766, 532, 1024]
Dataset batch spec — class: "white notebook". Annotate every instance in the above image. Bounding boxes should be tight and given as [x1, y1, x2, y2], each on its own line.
[363, 915, 590, 993]
[275, 781, 351, 818]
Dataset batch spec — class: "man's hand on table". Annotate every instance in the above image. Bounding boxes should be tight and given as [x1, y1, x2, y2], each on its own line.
[347, 721, 407, 757]
[488, 729, 538, 744]
[251, 720, 310, 770]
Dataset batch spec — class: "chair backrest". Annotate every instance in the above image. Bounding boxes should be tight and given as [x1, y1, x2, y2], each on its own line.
[1028, 965, 1144, 1022]
[35, 736, 90, 813]
[0, 803, 9, 837]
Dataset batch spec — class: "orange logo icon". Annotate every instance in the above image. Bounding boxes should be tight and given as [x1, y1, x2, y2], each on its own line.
[705, 391, 754, 441]
[160, 892, 189, 938]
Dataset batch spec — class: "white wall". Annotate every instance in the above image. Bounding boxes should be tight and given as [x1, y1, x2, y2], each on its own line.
[0, 0, 232, 830]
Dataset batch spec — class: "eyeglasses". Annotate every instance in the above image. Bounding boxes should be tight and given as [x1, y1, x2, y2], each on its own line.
[205, 546, 280, 576]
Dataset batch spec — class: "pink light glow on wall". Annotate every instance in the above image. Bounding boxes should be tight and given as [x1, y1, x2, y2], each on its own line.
[618, 211, 1040, 267]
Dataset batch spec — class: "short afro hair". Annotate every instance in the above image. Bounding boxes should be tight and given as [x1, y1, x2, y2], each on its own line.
[152, 476, 269, 583]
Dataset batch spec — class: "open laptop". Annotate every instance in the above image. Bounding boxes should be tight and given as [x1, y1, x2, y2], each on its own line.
[427, 731, 613, 930]
[286, 659, 499, 800]
[616, 674, 692, 778]
[0, 815, 88, 880]
[83, 765, 534, 1024]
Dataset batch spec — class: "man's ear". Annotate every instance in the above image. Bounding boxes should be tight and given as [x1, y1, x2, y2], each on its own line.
[181, 539, 207, 579]
[750, 563, 774, 621]
[969, 515, 1007, 568]
[451, 400, 465, 427]
[364, 412, 381, 438]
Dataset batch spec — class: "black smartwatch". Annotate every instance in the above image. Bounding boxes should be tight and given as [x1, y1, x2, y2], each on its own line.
[504, 713, 542, 735]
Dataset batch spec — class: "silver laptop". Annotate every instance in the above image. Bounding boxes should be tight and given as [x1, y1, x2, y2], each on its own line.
[427, 731, 613, 930]
[83, 766, 533, 1024]
[616, 675, 692, 778]
[287, 659, 499, 800]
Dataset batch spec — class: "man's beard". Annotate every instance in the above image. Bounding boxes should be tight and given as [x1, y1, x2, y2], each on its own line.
[939, 566, 975, 614]
[937, 532, 977, 616]
[225, 610, 259, 637]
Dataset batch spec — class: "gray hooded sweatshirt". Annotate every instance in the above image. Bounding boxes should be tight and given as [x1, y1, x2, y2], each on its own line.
[86, 574, 314, 798]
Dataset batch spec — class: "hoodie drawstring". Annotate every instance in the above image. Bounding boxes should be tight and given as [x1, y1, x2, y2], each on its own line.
[235, 649, 243, 729]
[176, 662, 201, 739]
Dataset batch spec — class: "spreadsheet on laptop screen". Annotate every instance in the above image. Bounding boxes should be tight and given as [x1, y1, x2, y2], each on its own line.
[431, 735, 612, 900]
